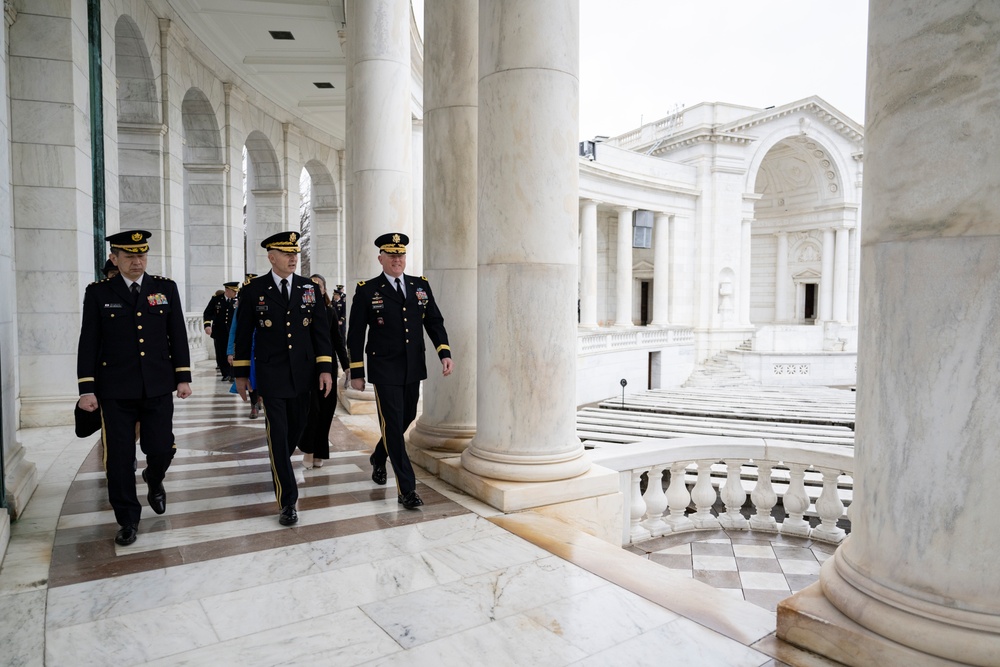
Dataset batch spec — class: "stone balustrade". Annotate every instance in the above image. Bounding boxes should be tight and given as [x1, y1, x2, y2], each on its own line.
[588, 436, 853, 547]
[578, 326, 694, 355]
[184, 311, 210, 362]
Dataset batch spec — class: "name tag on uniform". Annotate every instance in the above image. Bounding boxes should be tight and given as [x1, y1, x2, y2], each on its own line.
[103, 303, 123, 309]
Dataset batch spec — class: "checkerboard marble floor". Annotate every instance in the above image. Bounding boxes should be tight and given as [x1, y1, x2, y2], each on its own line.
[628, 530, 836, 613]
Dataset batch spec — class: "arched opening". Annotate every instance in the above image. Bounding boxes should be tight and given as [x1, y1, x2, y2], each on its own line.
[243, 131, 283, 274]
[300, 160, 341, 286]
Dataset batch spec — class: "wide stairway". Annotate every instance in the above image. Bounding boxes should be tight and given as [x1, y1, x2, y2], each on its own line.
[682, 351, 755, 388]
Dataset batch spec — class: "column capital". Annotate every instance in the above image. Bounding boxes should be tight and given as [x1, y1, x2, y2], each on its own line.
[615, 205, 636, 214]
[4, 0, 15, 27]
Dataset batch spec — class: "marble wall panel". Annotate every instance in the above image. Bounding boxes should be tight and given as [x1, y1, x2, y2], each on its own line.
[187, 244, 226, 267]
[17, 312, 80, 358]
[117, 148, 162, 178]
[15, 270, 82, 314]
[118, 202, 162, 231]
[187, 184, 225, 206]
[11, 186, 80, 230]
[11, 144, 80, 189]
[8, 13, 73, 61]
[119, 175, 162, 204]
[186, 222, 226, 247]
[8, 56, 74, 104]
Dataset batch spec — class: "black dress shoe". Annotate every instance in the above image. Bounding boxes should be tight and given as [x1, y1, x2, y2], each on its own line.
[369, 452, 387, 485]
[278, 505, 298, 526]
[142, 468, 166, 515]
[115, 524, 138, 546]
[397, 491, 423, 509]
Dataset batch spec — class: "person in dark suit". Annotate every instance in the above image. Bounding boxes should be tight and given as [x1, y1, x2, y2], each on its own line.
[233, 231, 334, 526]
[76, 230, 193, 546]
[204, 282, 239, 381]
[299, 273, 350, 469]
[347, 232, 453, 509]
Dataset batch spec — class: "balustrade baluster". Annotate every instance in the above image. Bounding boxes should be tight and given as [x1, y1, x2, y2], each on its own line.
[690, 460, 720, 529]
[718, 459, 749, 529]
[641, 465, 668, 536]
[664, 461, 695, 532]
[629, 468, 651, 543]
[749, 460, 778, 532]
[780, 463, 812, 537]
[811, 467, 846, 542]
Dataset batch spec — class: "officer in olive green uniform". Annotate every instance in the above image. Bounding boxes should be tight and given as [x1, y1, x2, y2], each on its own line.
[347, 233, 453, 509]
[76, 230, 193, 546]
[233, 231, 334, 526]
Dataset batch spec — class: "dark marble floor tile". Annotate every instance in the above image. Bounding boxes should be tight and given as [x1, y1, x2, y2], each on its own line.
[176, 530, 305, 565]
[693, 569, 742, 589]
[771, 545, 816, 560]
[743, 588, 793, 613]
[691, 541, 735, 557]
[649, 553, 692, 570]
[784, 573, 820, 592]
[49, 545, 186, 588]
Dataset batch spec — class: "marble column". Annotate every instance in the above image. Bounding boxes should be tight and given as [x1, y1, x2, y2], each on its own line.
[462, 0, 589, 482]
[832, 226, 849, 322]
[739, 219, 752, 326]
[650, 212, 669, 326]
[774, 231, 789, 322]
[346, 0, 412, 288]
[818, 227, 834, 321]
[409, 0, 477, 454]
[409, 117, 424, 276]
[848, 227, 859, 324]
[779, 1, 1000, 663]
[578, 199, 598, 328]
[614, 206, 634, 327]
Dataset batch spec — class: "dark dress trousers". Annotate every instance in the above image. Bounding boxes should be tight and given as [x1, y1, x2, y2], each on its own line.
[300, 303, 350, 459]
[77, 273, 192, 527]
[347, 274, 451, 495]
[233, 272, 333, 508]
[205, 294, 235, 377]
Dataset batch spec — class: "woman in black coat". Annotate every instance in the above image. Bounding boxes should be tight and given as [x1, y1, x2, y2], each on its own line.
[299, 274, 349, 468]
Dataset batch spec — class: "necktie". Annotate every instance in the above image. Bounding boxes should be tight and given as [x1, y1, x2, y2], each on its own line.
[130, 282, 140, 303]
[394, 277, 403, 298]
[280, 278, 289, 303]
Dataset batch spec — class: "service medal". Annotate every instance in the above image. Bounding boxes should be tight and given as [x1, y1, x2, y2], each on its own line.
[264, 319, 272, 327]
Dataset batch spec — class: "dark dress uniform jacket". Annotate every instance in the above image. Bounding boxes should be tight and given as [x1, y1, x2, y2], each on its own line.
[347, 274, 450, 386]
[77, 274, 192, 398]
[204, 294, 235, 340]
[233, 272, 334, 398]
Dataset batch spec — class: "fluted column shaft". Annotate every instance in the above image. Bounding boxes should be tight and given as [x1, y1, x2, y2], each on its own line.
[651, 212, 669, 326]
[614, 206, 634, 326]
[346, 0, 411, 287]
[410, 0, 478, 452]
[815, 1, 1000, 663]
[579, 199, 598, 328]
[462, 0, 588, 482]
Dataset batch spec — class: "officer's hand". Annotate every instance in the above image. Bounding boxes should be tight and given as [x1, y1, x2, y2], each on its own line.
[205, 326, 212, 337]
[176, 382, 193, 399]
[227, 354, 234, 365]
[441, 357, 454, 377]
[351, 378, 365, 391]
[319, 372, 333, 398]
[235, 377, 250, 401]
[78, 395, 99, 412]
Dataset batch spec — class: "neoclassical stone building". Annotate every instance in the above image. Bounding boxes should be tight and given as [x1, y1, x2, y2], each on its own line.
[0, 1, 997, 664]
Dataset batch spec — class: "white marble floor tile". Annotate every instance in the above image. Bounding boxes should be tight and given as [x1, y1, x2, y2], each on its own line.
[654, 543, 692, 555]
[45, 599, 220, 666]
[693, 554, 738, 571]
[142, 607, 402, 667]
[200, 552, 462, 641]
[46, 543, 323, 629]
[424, 531, 551, 578]
[779, 558, 822, 575]
[733, 544, 776, 558]
[739, 571, 790, 591]
[57, 491, 275, 530]
[522, 583, 680, 655]
[572, 615, 768, 667]
[361, 556, 605, 649]
[366, 613, 587, 667]
[0, 532, 53, 595]
[0, 589, 46, 666]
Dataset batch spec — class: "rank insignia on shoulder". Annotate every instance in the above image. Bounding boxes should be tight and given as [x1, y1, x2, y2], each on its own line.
[358, 280, 366, 286]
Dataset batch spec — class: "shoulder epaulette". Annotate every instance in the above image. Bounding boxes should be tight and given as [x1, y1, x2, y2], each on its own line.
[150, 274, 174, 282]
[421, 276, 428, 281]
[357, 280, 366, 286]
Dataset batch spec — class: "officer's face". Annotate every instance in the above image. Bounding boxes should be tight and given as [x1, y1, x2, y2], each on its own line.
[267, 249, 298, 277]
[224, 287, 237, 299]
[378, 251, 406, 278]
[110, 251, 147, 282]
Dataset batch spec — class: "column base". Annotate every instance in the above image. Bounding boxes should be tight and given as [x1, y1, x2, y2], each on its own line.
[4, 441, 39, 519]
[408, 419, 474, 453]
[407, 444, 461, 476]
[778, 559, 1000, 666]
[337, 383, 376, 415]
[461, 445, 591, 482]
[438, 456, 620, 537]
[19, 395, 75, 427]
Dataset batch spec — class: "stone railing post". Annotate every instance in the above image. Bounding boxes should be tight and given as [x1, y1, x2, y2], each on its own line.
[641, 465, 668, 537]
[718, 459, 749, 529]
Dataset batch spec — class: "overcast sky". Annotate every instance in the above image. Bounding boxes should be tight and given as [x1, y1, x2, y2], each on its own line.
[578, 0, 870, 139]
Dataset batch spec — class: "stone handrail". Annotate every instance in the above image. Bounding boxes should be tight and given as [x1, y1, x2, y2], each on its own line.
[185, 311, 210, 362]
[588, 436, 853, 546]
[578, 326, 694, 354]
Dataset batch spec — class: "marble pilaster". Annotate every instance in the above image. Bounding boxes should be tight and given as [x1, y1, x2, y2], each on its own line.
[614, 206, 634, 327]
[409, 0, 478, 456]
[818, 227, 834, 321]
[775, 231, 789, 322]
[739, 219, 752, 326]
[460, 0, 590, 486]
[832, 226, 849, 322]
[778, 2, 1000, 663]
[650, 212, 669, 326]
[578, 199, 598, 328]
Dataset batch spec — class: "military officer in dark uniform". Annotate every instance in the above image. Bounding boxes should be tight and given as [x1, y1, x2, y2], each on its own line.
[347, 232, 453, 509]
[76, 230, 193, 546]
[233, 231, 334, 526]
[204, 281, 239, 380]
